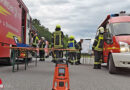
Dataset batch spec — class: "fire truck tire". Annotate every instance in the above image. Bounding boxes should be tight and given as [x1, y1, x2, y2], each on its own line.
[108, 54, 117, 74]
[8, 50, 14, 65]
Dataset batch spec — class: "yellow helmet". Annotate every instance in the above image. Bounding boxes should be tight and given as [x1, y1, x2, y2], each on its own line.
[69, 35, 75, 39]
[98, 27, 104, 33]
[56, 24, 61, 28]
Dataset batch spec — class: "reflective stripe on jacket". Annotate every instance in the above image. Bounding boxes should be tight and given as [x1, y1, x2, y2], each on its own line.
[53, 31, 63, 48]
[32, 36, 39, 46]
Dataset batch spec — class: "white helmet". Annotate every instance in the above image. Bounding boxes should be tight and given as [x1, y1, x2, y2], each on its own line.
[98, 27, 104, 33]
[41, 37, 45, 40]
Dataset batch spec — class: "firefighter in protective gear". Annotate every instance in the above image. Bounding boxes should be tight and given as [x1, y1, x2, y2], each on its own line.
[32, 33, 39, 57]
[68, 35, 77, 65]
[32, 33, 39, 48]
[39, 37, 46, 61]
[76, 39, 83, 65]
[52, 24, 64, 62]
[92, 27, 104, 69]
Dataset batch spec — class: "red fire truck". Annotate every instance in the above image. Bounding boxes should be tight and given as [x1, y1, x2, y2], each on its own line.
[98, 11, 130, 74]
[0, 0, 31, 64]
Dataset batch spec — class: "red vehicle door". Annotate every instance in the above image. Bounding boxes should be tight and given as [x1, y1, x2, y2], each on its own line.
[0, 0, 22, 57]
[103, 25, 112, 63]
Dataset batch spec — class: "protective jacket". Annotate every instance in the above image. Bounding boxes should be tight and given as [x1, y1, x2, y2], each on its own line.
[92, 34, 104, 51]
[68, 39, 77, 49]
[77, 42, 82, 52]
[32, 36, 39, 46]
[39, 40, 46, 48]
[52, 30, 64, 48]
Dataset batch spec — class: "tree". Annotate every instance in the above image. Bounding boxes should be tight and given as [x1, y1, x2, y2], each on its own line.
[32, 19, 52, 42]
[32, 19, 69, 48]
[32, 19, 41, 26]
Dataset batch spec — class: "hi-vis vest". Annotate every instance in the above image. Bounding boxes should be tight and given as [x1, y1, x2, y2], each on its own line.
[68, 40, 75, 49]
[53, 31, 63, 48]
[32, 36, 39, 46]
[94, 34, 104, 51]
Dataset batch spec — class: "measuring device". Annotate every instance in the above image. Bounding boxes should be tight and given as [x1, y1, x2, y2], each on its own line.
[52, 59, 70, 90]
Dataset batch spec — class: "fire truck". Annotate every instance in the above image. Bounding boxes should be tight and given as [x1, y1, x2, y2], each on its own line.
[0, 0, 31, 64]
[98, 11, 130, 74]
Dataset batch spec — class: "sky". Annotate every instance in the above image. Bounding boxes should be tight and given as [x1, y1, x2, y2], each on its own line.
[23, 0, 130, 41]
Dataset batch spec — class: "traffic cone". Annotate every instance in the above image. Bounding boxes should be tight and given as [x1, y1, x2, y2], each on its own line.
[0, 78, 4, 88]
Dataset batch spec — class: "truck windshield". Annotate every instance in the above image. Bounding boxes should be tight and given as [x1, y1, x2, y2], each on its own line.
[111, 22, 130, 36]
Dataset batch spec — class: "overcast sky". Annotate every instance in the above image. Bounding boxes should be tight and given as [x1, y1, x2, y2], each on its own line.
[23, 0, 130, 41]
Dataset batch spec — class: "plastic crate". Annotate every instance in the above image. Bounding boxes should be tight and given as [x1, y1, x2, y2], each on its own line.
[16, 43, 30, 47]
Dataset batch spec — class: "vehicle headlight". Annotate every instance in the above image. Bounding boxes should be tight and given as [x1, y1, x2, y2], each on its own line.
[119, 42, 129, 52]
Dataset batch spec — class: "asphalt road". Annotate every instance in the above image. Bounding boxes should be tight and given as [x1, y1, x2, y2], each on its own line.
[0, 58, 130, 90]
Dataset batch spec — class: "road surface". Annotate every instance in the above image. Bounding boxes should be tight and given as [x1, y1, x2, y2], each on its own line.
[0, 58, 130, 90]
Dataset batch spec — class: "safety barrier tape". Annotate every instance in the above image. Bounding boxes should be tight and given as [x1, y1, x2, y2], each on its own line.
[4, 46, 79, 51]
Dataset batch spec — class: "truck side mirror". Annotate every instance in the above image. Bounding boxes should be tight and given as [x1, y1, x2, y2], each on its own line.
[106, 38, 113, 44]
[105, 33, 113, 44]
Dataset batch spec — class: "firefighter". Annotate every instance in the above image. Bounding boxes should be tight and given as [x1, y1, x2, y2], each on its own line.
[39, 37, 46, 61]
[32, 32, 39, 57]
[68, 35, 77, 65]
[76, 39, 83, 65]
[32, 32, 39, 48]
[92, 27, 104, 69]
[51, 24, 64, 62]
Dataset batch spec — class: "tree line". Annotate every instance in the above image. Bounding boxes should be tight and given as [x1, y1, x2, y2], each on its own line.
[32, 19, 69, 48]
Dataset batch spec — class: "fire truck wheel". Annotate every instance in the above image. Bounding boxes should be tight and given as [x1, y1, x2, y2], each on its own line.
[8, 50, 14, 65]
[108, 54, 117, 74]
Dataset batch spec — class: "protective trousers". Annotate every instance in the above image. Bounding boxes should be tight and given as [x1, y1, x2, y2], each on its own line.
[69, 52, 77, 64]
[39, 50, 45, 61]
[94, 50, 103, 69]
[77, 52, 81, 63]
[54, 50, 63, 60]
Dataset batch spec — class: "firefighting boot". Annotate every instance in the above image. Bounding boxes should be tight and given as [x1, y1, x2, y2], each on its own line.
[75, 61, 80, 65]
[51, 57, 56, 63]
[93, 64, 99, 69]
[77, 60, 81, 64]
[98, 64, 101, 69]
[71, 63, 74, 65]
[39, 59, 42, 61]
[51, 60, 56, 63]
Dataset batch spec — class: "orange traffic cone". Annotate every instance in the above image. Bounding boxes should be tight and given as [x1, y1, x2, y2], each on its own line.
[0, 78, 4, 88]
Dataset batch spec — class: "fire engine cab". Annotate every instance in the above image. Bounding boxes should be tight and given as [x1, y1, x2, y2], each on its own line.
[99, 11, 130, 74]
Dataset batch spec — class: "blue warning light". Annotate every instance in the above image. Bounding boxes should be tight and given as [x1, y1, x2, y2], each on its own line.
[110, 14, 119, 17]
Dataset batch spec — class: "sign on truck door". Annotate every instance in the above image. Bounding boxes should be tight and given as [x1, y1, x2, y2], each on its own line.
[0, 0, 22, 44]
[0, 0, 22, 58]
